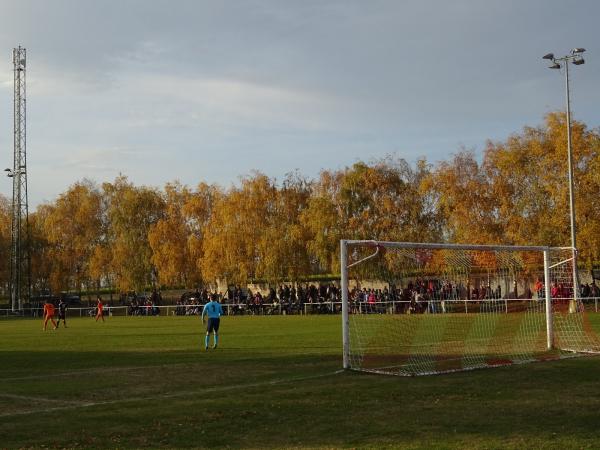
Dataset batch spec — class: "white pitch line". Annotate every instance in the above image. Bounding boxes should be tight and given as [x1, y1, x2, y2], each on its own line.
[0, 393, 89, 406]
[0, 370, 344, 419]
[2, 363, 199, 382]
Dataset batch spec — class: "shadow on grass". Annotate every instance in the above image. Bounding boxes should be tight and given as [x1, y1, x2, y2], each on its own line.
[2, 351, 600, 448]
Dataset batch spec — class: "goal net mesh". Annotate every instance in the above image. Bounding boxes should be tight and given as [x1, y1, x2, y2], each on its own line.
[343, 242, 600, 376]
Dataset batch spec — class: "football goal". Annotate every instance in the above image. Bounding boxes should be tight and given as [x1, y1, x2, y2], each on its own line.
[340, 240, 600, 376]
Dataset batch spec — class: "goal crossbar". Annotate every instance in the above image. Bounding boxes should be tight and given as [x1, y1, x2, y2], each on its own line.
[343, 239, 573, 254]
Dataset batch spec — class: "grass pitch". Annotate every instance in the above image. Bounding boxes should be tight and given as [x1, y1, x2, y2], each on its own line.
[1, 314, 600, 449]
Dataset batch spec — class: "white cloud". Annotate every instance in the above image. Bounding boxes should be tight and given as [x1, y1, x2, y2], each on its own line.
[49, 146, 144, 172]
[118, 73, 344, 132]
[0, 75, 10, 89]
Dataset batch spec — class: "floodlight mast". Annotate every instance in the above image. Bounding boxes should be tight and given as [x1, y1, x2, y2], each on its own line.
[542, 48, 586, 300]
[8, 46, 31, 312]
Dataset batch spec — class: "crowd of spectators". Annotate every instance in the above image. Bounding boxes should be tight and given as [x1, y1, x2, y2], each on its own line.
[123, 278, 600, 317]
[173, 279, 508, 316]
[13, 277, 600, 319]
[580, 281, 600, 299]
[347, 278, 600, 314]
[174, 284, 343, 315]
[347, 279, 503, 314]
[124, 289, 162, 316]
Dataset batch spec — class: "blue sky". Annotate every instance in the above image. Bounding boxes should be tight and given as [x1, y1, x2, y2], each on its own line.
[0, 0, 598, 207]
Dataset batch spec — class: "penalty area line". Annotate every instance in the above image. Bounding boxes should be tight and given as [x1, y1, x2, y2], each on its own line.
[0, 370, 344, 419]
[2, 362, 204, 382]
[0, 392, 89, 406]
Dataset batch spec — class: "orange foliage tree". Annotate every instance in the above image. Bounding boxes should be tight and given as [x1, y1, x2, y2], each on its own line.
[40, 180, 103, 293]
[148, 182, 197, 288]
[1, 111, 599, 299]
[0, 195, 11, 291]
[103, 176, 165, 292]
[304, 157, 443, 275]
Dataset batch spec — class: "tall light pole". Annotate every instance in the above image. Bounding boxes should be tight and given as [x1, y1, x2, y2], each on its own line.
[542, 48, 585, 299]
[6, 46, 31, 312]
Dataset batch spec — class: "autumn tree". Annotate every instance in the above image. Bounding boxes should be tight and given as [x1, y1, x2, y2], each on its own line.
[28, 204, 54, 294]
[148, 182, 196, 288]
[40, 180, 103, 293]
[256, 171, 313, 282]
[14, 110, 600, 292]
[0, 195, 10, 293]
[88, 188, 112, 292]
[183, 182, 221, 286]
[304, 157, 442, 274]
[104, 176, 165, 292]
[422, 150, 501, 244]
[201, 173, 277, 285]
[425, 112, 600, 267]
[300, 169, 343, 274]
[483, 112, 600, 266]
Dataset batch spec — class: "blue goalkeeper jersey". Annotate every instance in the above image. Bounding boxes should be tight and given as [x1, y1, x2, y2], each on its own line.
[202, 301, 223, 319]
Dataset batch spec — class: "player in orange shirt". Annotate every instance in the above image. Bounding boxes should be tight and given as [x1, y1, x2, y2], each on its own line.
[95, 296, 105, 322]
[43, 299, 57, 331]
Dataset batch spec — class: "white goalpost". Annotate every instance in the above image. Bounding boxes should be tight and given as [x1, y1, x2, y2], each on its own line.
[341, 240, 600, 376]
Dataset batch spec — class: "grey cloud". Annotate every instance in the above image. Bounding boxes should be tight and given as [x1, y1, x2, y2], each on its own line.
[0, 0, 598, 207]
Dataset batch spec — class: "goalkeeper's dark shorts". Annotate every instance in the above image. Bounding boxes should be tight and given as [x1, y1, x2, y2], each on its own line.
[207, 318, 220, 333]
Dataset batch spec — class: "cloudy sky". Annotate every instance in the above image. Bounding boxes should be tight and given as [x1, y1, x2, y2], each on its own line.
[0, 0, 598, 207]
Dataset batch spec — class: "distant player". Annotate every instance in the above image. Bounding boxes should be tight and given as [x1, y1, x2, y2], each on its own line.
[95, 296, 105, 322]
[42, 299, 57, 331]
[56, 298, 67, 328]
[201, 295, 223, 350]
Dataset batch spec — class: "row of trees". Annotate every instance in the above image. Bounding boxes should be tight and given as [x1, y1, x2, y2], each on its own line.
[1, 112, 599, 295]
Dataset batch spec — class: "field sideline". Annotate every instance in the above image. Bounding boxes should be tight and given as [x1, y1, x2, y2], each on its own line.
[2, 315, 600, 449]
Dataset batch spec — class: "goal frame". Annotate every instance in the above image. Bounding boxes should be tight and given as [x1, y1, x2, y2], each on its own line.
[340, 240, 574, 371]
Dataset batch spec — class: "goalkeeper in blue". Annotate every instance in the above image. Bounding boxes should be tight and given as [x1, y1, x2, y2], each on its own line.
[201, 295, 223, 350]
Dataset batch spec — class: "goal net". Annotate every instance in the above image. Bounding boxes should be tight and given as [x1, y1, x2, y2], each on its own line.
[340, 240, 600, 376]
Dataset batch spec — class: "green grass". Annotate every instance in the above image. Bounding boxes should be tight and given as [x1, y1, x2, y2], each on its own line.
[1, 314, 600, 448]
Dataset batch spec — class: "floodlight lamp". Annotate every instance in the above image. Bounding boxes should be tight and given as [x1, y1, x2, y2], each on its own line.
[573, 58, 585, 65]
[549, 63, 561, 69]
[572, 48, 586, 54]
[4, 168, 10, 172]
[543, 53, 555, 60]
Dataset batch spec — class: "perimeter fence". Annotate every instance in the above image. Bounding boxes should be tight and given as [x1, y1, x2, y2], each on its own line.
[3, 297, 600, 318]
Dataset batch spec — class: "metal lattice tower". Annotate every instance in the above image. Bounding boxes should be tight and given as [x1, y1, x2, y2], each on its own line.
[7, 46, 30, 311]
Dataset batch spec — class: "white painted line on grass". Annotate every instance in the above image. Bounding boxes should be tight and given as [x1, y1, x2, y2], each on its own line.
[0, 370, 344, 419]
[3, 363, 197, 382]
[0, 393, 89, 406]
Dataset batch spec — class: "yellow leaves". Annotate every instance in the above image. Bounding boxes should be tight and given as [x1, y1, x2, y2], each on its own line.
[0, 195, 11, 283]
[3, 111, 600, 294]
[148, 216, 187, 286]
[34, 181, 104, 292]
[303, 157, 442, 274]
[192, 171, 314, 284]
[105, 179, 165, 292]
[472, 251, 498, 270]
[424, 112, 600, 267]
